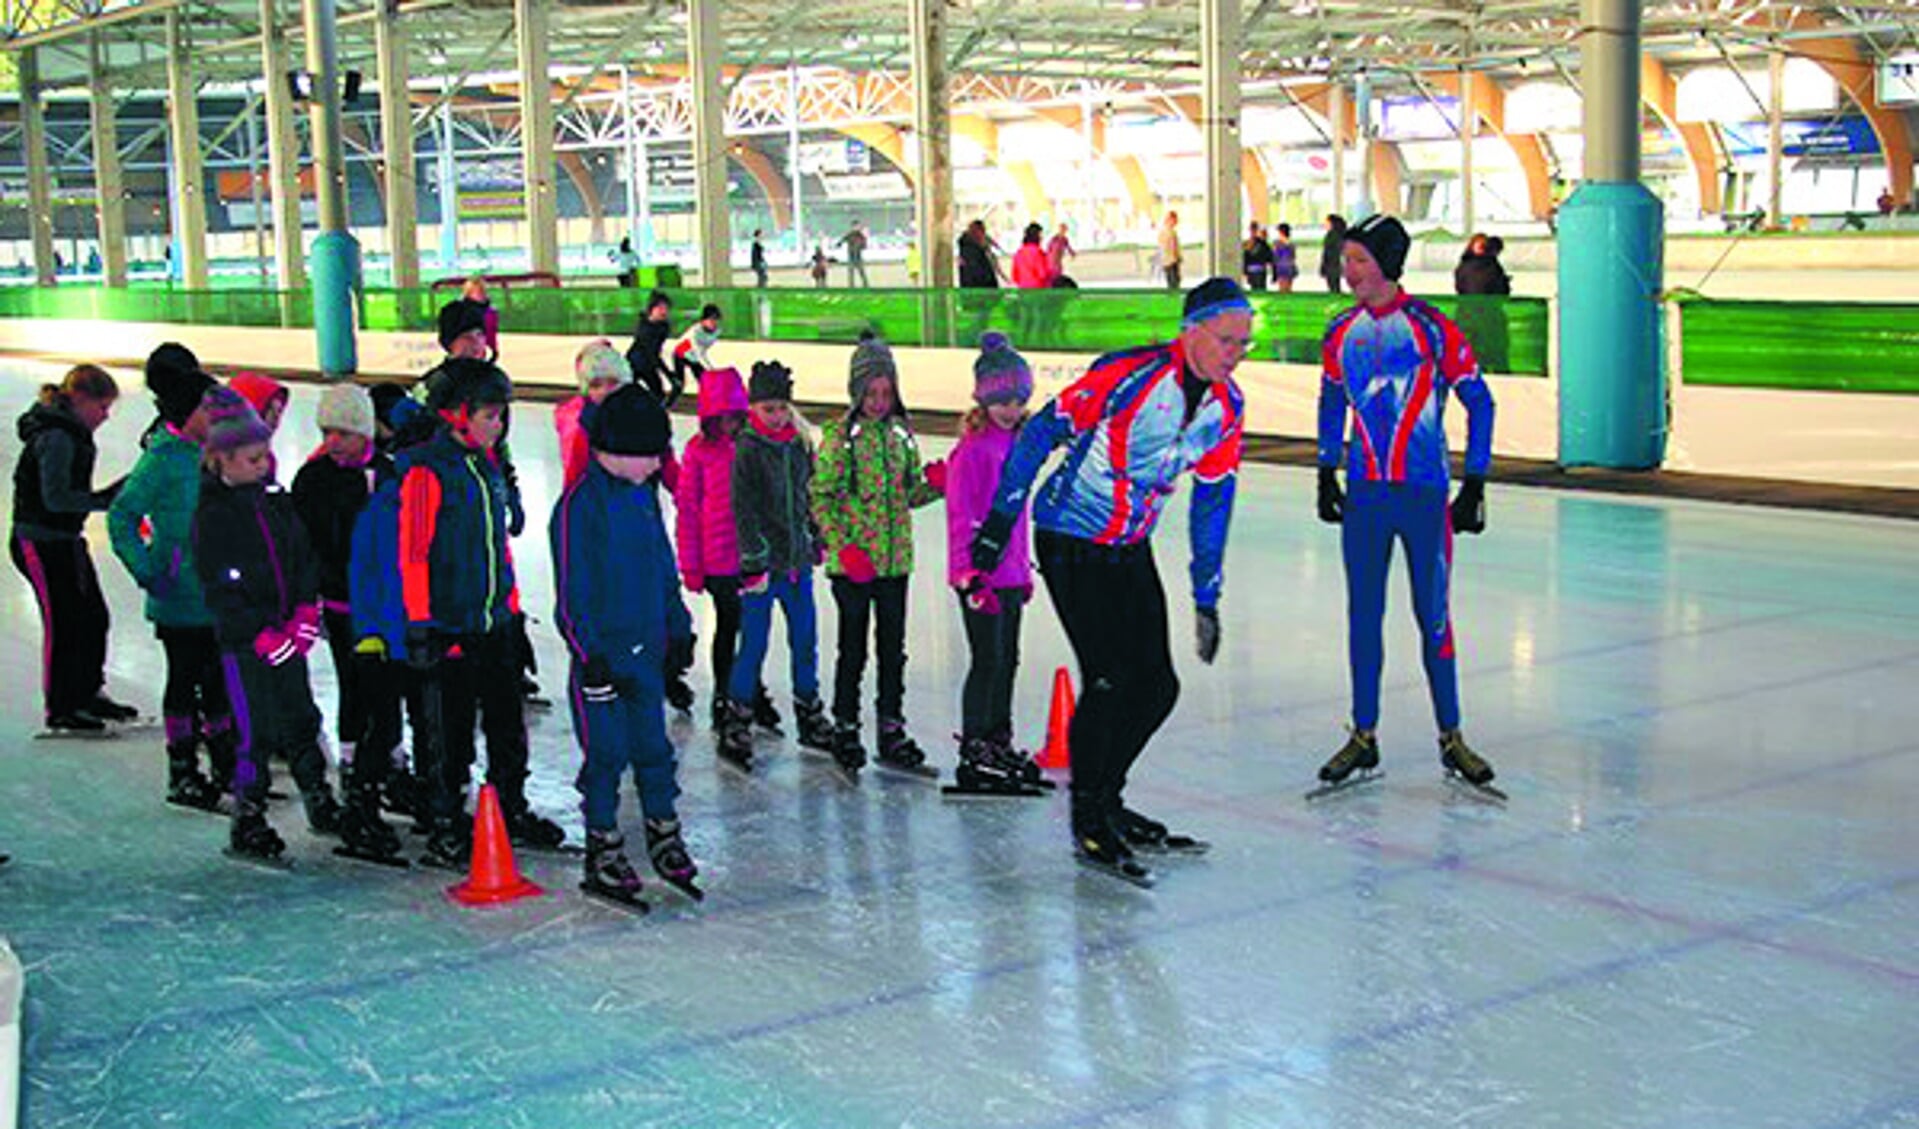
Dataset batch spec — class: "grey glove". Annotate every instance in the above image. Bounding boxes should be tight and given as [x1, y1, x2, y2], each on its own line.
[1196, 605, 1221, 665]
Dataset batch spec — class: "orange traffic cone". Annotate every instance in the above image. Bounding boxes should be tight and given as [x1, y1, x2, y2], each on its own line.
[1036, 666, 1075, 772]
[447, 784, 545, 907]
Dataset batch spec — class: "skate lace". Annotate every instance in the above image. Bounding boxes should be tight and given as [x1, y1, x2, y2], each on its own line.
[649, 836, 693, 877]
[593, 848, 642, 888]
[1442, 733, 1487, 775]
[1330, 732, 1375, 772]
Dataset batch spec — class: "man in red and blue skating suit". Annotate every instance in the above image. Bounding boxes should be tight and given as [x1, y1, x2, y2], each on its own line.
[1314, 214, 1500, 792]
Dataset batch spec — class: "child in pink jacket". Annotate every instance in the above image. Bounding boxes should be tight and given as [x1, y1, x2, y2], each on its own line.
[944, 333, 1048, 796]
[557, 339, 633, 488]
[676, 366, 777, 729]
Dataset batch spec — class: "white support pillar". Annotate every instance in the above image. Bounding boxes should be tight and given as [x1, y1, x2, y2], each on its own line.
[87, 36, 129, 287]
[1199, 0, 1242, 279]
[375, 0, 419, 287]
[165, 12, 210, 289]
[19, 50, 57, 287]
[515, 0, 559, 274]
[1581, 0, 1639, 182]
[619, 63, 641, 245]
[438, 102, 459, 273]
[1459, 67, 1476, 236]
[1767, 47, 1784, 227]
[1329, 81, 1347, 216]
[687, 0, 731, 285]
[246, 108, 270, 286]
[909, 0, 954, 288]
[787, 64, 804, 260]
[260, 0, 305, 289]
[304, 0, 349, 237]
[1354, 70, 1374, 218]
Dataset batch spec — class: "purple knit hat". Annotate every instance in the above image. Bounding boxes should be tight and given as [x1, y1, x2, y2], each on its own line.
[201, 385, 272, 454]
[972, 332, 1033, 406]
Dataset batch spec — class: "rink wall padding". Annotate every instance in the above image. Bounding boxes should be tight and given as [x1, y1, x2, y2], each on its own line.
[2, 318, 1919, 499]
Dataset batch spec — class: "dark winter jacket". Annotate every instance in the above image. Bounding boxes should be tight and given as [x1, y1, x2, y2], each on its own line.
[1319, 227, 1346, 283]
[291, 448, 396, 604]
[193, 476, 320, 651]
[108, 425, 213, 628]
[551, 461, 692, 669]
[12, 400, 115, 540]
[626, 318, 674, 401]
[394, 430, 518, 638]
[732, 420, 817, 576]
[1454, 252, 1513, 296]
[958, 237, 998, 289]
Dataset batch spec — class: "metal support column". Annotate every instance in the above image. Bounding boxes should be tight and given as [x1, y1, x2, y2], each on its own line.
[20, 50, 58, 287]
[1199, 0, 1242, 279]
[1329, 81, 1346, 216]
[438, 102, 459, 272]
[515, 0, 559, 274]
[376, 0, 420, 287]
[787, 64, 804, 260]
[1459, 67, 1476, 236]
[619, 63, 641, 245]
[305, 0, 360, 376]
[164, 14, 210, 288]
[260, 0, 306, 289]
[246, 109, 269, 286]
[1354, 70, 1374, 218]
[87, 36, 129, 287]
[1767, 47, 1785, 227]
[1556, 0, 1665, 469]
[909, 0, 954, 289]
[687, 0, 731, 285]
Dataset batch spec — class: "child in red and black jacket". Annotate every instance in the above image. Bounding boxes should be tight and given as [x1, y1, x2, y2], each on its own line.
[193, 388, 342, 862]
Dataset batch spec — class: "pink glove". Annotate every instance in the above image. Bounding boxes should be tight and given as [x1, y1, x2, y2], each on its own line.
[683, 571, 706, 594]
[743, 573, 769, 595]
[838, 546, 878, 584]
[289, 604, 324, 655]
[254, 626, 297, 667]
[959, 573, 1001, 616]
[923, 459, 948, 494]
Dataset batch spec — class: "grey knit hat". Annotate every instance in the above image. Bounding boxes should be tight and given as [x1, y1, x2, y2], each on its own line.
[847, 333, 900, 407]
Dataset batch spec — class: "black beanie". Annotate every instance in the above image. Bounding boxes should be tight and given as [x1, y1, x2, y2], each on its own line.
[145, 343, 217, 427]
[1344, 214, 1410, 281]
[588, 384, 671, 456]
[748, 360, 794, 404]
[437, 298, 488, 350]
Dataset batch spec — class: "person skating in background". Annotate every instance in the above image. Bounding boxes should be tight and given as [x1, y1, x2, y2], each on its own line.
[957, 220, 1002, 289]
[1011, 223, 1053, 289]
[626, 289, 678, 404]
[1241, 222, 1275, 291]
[289, 382, 407, 862]
[717, 361, 834, 773]
[670, 304, 724, 406]
[810, 246, 831, 288]
[557, 339, 635, 489]
[461, 277, 502, 360]
[971, 277, 1252, 886]
[1314, 213, 1499, 799]
[552, 385, 700, 906]
[1045, 223, 1076, 280]
[1454, 233, 1513, 296]
[109, 365, 235, 805]
[942, 334, 1049, 798]
[1158, 211, 1184, 290]
[1319, 214, 1348, 294]
[678, 364, 781, 731]
[839, 219, 870, 288]
[13, 364, 133, 735]
[811, 336, 945, 780]
[750, 230, 769, 289]
[614, 237, 642, 288]
[193, 388, 343, 862]
[394, 358, 566, 867]
[1272, 222, 1300, 293]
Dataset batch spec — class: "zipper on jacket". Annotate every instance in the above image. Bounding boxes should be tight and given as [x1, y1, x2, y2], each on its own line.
[467, 454, 499, 633]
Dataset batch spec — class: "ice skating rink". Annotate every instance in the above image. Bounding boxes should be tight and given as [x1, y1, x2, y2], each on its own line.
[2, 358, 1915, 1129]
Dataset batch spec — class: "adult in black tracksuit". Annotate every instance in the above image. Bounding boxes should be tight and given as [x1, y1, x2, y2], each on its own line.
[625, 290, 678, 404]
[193, 388, 342, 859]
[10, 365, 130, 731]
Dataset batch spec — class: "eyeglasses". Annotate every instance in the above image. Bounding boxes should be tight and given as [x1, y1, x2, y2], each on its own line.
[1201, 325, 1255, 353]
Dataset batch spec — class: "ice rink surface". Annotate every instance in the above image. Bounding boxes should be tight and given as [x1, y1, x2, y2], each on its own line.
[1, 359, 1915, 1128]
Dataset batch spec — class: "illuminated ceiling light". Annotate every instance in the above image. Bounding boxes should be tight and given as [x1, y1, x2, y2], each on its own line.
[841, 32, 861, 50]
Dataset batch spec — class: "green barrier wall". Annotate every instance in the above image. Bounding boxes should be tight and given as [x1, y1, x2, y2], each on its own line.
[0, 284, 1551, 375]
[1678, 299, 1919, 395]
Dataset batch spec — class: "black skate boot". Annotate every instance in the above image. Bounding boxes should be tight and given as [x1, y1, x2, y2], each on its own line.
[874, 718, 938, 780]
[750, 687, 783, 735]
[1439, 730, 1506, 802]
[303, 787, 345, 837]
[226, 811, 290, 869]
[1305, 728, 1383, 801]
[793, 696, 835, 752]
[383, 769, 424, 822]
[39, 711, 108, 738]
[87, 694, 141, 723]
[644, 817, 703, 901]
[987, 726, 1055, 790]
[580, 829, 649, 913]
[419, 819, 472, 872]
[503, 805, 568, 851]
[665, 672, 696, 715]
[715, 699, 755, 775]
[1115, 805, 1211, 856]
[943, 735, 1049, 799]
[1073, 815, 1153, 888]
[335, 788, 407, 868]
[821, 719, 865, 781]
[165, 746, 223, 813]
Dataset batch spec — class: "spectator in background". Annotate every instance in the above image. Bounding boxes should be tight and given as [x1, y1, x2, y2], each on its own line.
[614, 237, 642, 288]
[1046, 223, 1076, 280]
[840, 220, 871, 288]
[810, 246, 832, 288]
[751, 230, 769, 289]
[1011, 224, 1053, 289]
[1319, 214, 1347, 295]
[1241, 222, 1275, 291]
[1454, 234, 1512, 296]
[1272, 223, 1299, 293]
[1158, 211, 1183, 290]
[958, 220, 1002, 289]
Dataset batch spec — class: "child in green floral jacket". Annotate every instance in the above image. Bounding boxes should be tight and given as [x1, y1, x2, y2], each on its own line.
[811, 334, 945, 776]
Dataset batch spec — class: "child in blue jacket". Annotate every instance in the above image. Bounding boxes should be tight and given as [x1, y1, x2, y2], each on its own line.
[552, 385, 699, 903]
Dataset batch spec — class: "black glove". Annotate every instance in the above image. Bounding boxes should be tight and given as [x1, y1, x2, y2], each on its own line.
[667, 634, 696, 675]
[1195, 605, 1221, 665]
[404, 625, 445, 672]
[1450, 475, 1486, 535]
[970, 509, 1015, 574]
[1316, 467, 1344, 525]
[581, 656, 620, 704]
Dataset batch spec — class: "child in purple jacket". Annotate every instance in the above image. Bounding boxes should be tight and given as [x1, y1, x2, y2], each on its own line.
[944, 333, 1049, 796]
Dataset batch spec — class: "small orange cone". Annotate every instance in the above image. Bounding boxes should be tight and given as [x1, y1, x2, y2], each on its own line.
[1036, 666, 1075, 772]
[447, 784, 545, 907]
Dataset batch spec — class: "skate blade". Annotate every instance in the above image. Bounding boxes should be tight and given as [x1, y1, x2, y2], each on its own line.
[1075, 852, 1155, 889]
[579, 881, 652, 915]
[514, 840, 585, 857]
[1129, 835, 1212, 857]
[1303, 768, 1384, 802]
[941, 780, 1050, 799]
[658, 875, 705, 902]
[165, 796, 225, 815]
[107, 718, 164, 735]
[34, 728, 119, 741]
[333, 845, 411, 869]
[223, 847, 294, 871]
[798, 746, 862, 784]
[873, 759, 940, 782]
[1445, 773, 1508, 804]
[416, 852, 468, 873]
[715, 754, 755, 779]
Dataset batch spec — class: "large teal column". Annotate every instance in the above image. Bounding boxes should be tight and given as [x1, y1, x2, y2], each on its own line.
[305, 0, 359, 377]
[1556, 0, 1665, 469]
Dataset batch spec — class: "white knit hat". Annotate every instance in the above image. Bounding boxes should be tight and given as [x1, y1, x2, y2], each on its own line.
[575, 338, 633, 393]
[316, 382, 376, 438]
